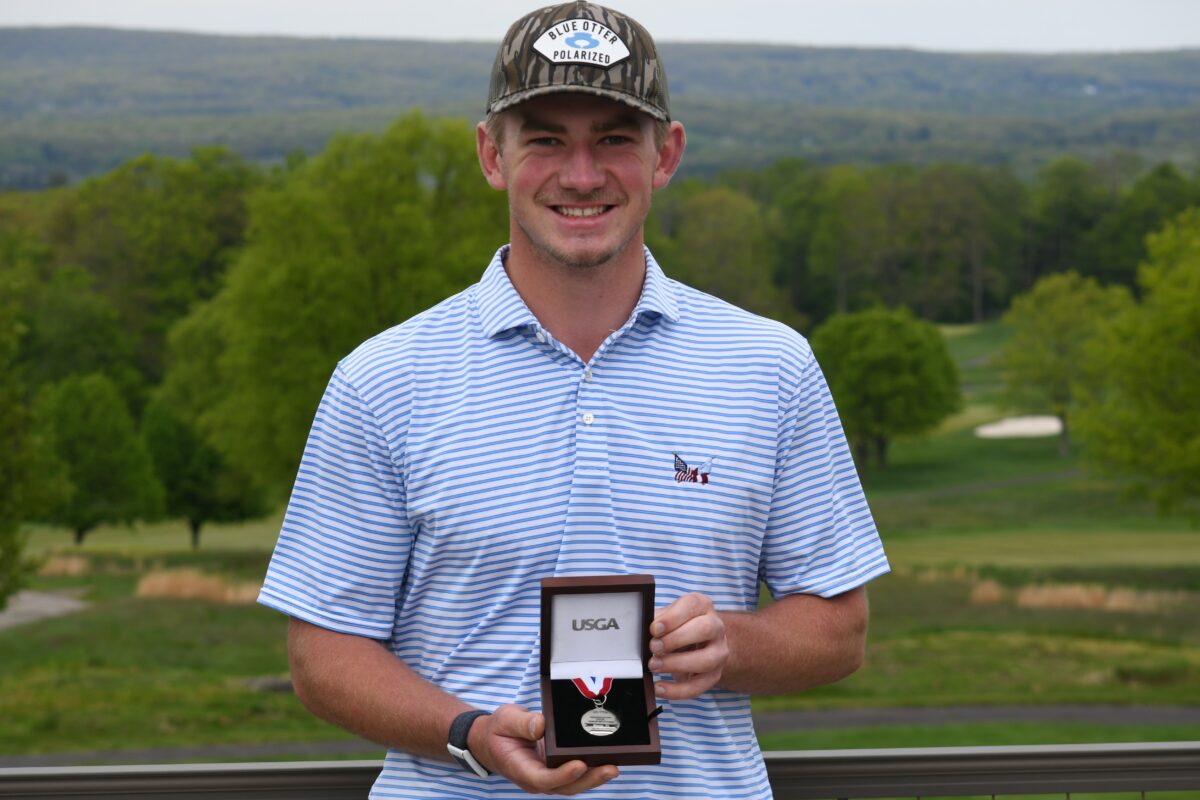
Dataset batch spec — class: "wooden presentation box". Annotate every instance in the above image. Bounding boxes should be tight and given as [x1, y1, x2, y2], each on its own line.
[540, 574, 661, 767]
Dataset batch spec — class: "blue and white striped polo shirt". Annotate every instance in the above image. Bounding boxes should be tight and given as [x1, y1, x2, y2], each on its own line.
[259, 245, 889, 799]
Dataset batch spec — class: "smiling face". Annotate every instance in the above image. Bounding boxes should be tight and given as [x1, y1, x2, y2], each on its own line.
[478, 93, 684, 272]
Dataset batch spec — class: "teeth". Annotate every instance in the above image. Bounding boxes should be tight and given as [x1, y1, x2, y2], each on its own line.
[556, 206, 606, 218]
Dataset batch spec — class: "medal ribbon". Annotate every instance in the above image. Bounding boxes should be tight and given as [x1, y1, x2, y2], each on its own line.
[571, 676, 613, 700]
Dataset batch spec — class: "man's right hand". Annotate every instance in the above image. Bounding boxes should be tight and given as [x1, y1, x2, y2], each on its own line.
[470, 704, 619, 795]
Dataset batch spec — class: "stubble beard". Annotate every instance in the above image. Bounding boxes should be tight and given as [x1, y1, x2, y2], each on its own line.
[515, 190, 641, 271]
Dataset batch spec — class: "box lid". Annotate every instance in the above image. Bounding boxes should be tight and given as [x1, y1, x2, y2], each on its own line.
[540, 575, 654, 679]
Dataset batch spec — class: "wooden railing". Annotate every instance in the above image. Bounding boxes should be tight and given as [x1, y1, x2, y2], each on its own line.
[1, 742, 1198, 799]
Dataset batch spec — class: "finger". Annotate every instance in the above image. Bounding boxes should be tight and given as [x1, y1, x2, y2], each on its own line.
[655, 668, 723, 700]
[498, 741, 556, 780]
[549, 765, 621, 796]
[650, 641, 727, 677]
[487, 710, 616, 793]
[489, 737, 585, 793]
[510, 759, 593, 795]
[491, 705, 542, 742]
[651, 592, 712, 637]
[651, 612, 724, 656]
[484, 707, 573, 791]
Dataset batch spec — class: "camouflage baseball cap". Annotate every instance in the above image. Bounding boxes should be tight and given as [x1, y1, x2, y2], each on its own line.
[487, 1, 670, 122]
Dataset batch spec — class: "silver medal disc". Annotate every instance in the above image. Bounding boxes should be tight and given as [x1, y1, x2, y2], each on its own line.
[580, 707, 620, 737]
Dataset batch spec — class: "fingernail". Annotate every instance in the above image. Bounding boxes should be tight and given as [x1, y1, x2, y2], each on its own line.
[655, 682, 666, 696]
[652, 622, 665, 636]
[648, 657, 663, 671]
[649, 639, 663, 653]
[529, 718, 538, 738]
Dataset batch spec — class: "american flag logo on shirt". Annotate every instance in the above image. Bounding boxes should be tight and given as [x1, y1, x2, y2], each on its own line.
[674, 453, 712, 485]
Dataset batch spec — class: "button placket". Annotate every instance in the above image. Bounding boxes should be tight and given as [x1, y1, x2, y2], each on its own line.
[579, 375, 596, 426]
[559, 347, 623, 573]
[573, 366, 606, 495]
[577, 355, 602, 428]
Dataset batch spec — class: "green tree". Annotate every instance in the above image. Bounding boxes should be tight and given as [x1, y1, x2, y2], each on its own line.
[662, 186, 799, 326]
[716, 159, 825, 326]
[0, 218, 143, 407]
[808, 166, 891, 315]
[811, 307, 961, 470]
[995, 272, 1133, 456]
[1075, 209, 1200, 511]
[35, 373, 164, 544]
[0, 278, 67, 609]
[1084, 162, 1200, 286]
[165, 111, 507, 495]
[1027, 157, 1111, 285]
[158, 299, 229, 441]
[18, 264, 143, 406]
[46, 148, 259, 386]
[141, 397, 267, 549]
[895, 164, 1025, 323]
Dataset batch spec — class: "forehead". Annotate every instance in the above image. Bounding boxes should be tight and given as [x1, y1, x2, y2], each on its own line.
[506, 93, 653, 131]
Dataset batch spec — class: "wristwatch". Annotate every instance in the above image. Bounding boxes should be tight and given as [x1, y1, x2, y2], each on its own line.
[447, 709, 492, 778]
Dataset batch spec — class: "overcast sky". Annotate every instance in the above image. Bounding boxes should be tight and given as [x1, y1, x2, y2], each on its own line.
[2, 0, 1199, 53]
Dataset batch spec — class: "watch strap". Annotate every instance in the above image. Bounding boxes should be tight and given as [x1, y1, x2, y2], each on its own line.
[447, 709, 491, 778]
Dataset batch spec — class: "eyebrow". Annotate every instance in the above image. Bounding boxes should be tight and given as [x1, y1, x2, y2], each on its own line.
[517, 112, 642, 135]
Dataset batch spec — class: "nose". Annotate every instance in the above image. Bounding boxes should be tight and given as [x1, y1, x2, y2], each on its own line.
[559, 143, 606, 193]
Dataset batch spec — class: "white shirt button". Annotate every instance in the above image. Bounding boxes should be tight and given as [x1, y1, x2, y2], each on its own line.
[582, 412, 595, 426]
[584, 369, 593, 382]
[535, 330, 546, 343]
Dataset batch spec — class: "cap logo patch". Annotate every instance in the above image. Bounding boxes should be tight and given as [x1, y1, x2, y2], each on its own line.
[533, 19, 631, 67]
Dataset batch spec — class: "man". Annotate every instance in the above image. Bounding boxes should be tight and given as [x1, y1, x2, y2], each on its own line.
[258, 2, 889, 797]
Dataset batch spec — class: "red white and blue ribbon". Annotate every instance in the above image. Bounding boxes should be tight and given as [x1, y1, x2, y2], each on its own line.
[571, 676, 613, 699]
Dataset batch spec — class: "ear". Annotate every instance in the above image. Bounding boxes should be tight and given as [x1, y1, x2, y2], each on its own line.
[652, 121, 687, 190]
[476, 121, 508, 191]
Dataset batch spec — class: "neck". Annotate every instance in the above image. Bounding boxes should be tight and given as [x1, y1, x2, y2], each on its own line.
[504, 236, 646, 364]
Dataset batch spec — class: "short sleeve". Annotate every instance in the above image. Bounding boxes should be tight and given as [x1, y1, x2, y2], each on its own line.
[258, 365, 412, 639]
[760, 351, 890, 598]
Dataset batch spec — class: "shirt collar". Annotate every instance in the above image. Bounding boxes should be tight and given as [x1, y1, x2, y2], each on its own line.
[474, 246, 537, 339]
[474, 245, 680, 339]
[636, 246, 681, 324]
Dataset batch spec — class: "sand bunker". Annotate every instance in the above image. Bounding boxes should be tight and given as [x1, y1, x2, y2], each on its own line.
[969, 578, 1191, 613]
[974, 415, 1063, 439]
[136, 569, 261, 604]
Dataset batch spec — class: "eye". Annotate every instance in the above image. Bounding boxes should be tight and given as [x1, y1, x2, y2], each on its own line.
[527, 136, 561, 147]
[600, 134, 634, 145]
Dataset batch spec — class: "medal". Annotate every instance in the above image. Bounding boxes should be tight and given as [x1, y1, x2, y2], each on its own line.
[572, 676, 620, 737]
[580, 707, 620, 736]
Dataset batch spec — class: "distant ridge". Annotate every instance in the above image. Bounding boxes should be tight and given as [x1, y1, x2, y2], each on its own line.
[1, 27, 1197, 187]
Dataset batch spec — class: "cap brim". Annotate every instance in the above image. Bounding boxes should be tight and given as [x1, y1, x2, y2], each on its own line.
[488, 85, 669, 122]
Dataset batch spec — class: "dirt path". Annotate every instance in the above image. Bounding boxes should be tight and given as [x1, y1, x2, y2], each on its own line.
[0, 590, 87, 631]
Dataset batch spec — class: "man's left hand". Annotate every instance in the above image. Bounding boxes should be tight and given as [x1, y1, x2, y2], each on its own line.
[648, 592, 729, 700]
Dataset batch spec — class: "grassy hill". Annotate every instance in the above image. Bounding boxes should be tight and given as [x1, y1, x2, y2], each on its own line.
[1, 27, 1199, 187]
